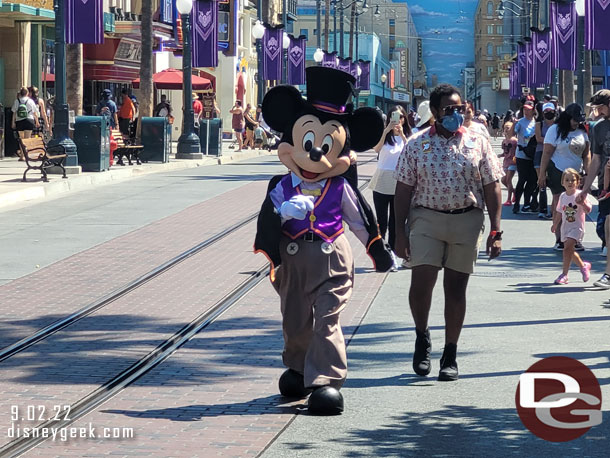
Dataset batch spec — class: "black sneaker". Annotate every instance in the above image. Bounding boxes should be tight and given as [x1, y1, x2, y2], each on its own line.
[574, 242, 585, 252]
[413, 328, 431, 376]
[593, 273, 610, 289]
[438, 343, 458, 381]
[553, 241, 564, 251]
[512, 204, 521, 214]
[522, 205, 531, 213]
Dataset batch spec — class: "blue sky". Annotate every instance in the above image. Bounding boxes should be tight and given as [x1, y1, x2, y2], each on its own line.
[393, 0, 477, 86]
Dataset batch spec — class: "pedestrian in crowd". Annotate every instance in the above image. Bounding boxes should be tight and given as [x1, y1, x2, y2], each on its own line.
[412, 100, 433, 134]
[500, 121, 517, 206]
[491, 112, 501, 138]
[244, 103, 258, 149]
[193, 93, 203, 128]
[28, 86, 50, 137]
[534, 102, 557, 219]
[95, 89, 118, 128]
[370, 106, 410, 271]
[513, 98, 539, 214]
[502, 110, 516, 130]
[129, 94, 139, 138]
[551, 169, 592, 285]
[464, 102, 490, 140]
[118, 88, 135, 136]
[394, 84, 503, 382]
[539, 103, 590, 251]
[154, 94, 172, 118]
[11, 86, 40, 159]
[230, 100, 244, 151]
[579, 91, 610, 288]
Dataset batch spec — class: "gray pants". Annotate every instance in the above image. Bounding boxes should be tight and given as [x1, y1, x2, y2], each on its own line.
[273, 234, 354, 389]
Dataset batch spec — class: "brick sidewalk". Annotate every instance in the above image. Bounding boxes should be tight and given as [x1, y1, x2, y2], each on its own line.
[0, 154, 382, 456]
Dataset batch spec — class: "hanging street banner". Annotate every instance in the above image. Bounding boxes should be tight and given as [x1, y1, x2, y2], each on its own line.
[517, 42, 527, 84]
[66, 0, 104, 44]
[550, 0, 577, 70]
[358, 60, 370, 90]
[322, 51, 338, 68]
[586, 0, 610, 50]
[287, 35, 306, 85]
[531, 28, 552, 85]
[338, 58, 351, 74]
[263, 26, 283, 81]
[191, 0, 218, 68]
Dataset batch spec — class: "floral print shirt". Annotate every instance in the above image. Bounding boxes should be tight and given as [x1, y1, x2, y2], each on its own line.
[395, 125, 504, 211]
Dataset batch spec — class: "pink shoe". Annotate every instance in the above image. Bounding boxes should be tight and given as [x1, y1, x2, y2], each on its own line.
[554, 274, 569, 285]
[581, 262, 591, 282]
[503, 200, 512, 206]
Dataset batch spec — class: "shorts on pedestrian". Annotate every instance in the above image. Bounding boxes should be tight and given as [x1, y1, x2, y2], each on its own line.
[534, 150, 543, 168]
[546, 160, 565, 195]
[505, 165, 517, 172]
[409, 206, 484, 274]
[234, 128, 244, 133]
[15, 119, 35, 131]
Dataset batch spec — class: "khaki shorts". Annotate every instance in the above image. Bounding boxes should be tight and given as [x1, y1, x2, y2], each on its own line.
[409, 207, 485, 274]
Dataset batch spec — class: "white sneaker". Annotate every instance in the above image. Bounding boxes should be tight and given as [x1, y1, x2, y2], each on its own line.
[390, 252, 399, 272]
[401, 258, 412, 269]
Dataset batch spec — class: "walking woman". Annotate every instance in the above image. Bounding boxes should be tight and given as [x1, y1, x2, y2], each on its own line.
[230, 101, 244, 151]
[370, 106, 410, 269]
[243, 103, 258, 149]
[29, 86, 50, 138]
[513, 99, 539, 213]
[539, 103, 591, 250]
[534, 102, 557, 219]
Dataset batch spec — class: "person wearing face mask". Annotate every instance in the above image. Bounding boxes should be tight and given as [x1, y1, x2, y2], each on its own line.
[394, 84, 503, 382]
[512, 99, 539, 214]
[533, 103, 557, 219]
[370, 106, 411, 270]
[539, 103, 591, 251]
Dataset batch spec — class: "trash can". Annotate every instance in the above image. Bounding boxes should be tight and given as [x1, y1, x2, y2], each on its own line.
[74, 115, 110, 172]
[199, 118, 223, 156]
[4, 106, 18, 158]
[140, 117, 170, 163]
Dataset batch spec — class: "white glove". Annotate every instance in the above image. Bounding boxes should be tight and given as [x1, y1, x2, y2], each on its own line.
[279, 195, 315, 220]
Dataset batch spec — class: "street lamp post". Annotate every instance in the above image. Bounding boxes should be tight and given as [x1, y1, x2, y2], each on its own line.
[381, 72, 387, 112]
[176, 0, 203, 158]
[252, 20, 265, 104]
[49, 0, 78, 169]
[354, 1, 368, 61]
[333, 1, 338, 53]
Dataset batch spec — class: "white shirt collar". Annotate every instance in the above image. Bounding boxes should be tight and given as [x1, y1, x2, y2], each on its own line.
[291, 172, 327, 188]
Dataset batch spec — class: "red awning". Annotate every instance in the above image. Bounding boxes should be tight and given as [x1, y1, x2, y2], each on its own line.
[132, 68, 212, 90]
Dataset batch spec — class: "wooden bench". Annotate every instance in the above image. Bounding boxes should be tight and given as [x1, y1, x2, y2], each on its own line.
[111, 129, 143, 166]
[17, 136, 67, 182]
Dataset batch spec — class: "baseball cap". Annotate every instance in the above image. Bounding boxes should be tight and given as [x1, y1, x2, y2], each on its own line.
[415, 101, 433, 128]
[102, 89, 112, 95]
[523, 100, 535, 109]
[542, 102, 556, 112]
[565, 103, 585, 122]
[588, 89, 610, 108]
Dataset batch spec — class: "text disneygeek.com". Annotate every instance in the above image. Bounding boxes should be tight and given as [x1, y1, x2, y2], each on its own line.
[7, 423, 135, 442]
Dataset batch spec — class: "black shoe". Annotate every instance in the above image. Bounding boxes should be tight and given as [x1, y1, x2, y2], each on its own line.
[574, 242, 585, 252]
[308, 386, 344, 415]
[413, 328, 431, 376]
[438, 343, 458, 381]
[279, 369, 312, 398]
[512, 204, 521, 214]
[521, 205, 532, 213]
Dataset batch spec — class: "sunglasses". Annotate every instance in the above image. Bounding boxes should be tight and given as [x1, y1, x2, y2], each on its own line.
[443, 104, 466, 116]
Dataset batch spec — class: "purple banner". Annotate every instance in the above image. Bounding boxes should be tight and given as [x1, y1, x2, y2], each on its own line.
[586, 0, 610, 50]
[359, 61, 370, 90]
[287, 35, 306, 85]
[517, 42, 527, 84]
[551, 0, 577, 70]
[322, 51, 338, 68]
[338, 58, 351, 74]
[191, 0, 218, 68]
[531, 28, 552, 85]
[263, 27, 283, 81]
[66, 0, 104, 44]
[349, 61, 359, 81]
[525, 40, 533, 88]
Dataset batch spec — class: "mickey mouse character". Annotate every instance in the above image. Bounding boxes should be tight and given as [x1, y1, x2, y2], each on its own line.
[254, 67, 393, 415]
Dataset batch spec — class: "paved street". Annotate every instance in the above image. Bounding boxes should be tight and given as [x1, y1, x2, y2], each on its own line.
[0, 142, 608, 457]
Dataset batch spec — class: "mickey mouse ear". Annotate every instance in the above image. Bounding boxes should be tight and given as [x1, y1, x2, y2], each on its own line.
[348, 107, 384, 152]
[261, 85, 305, 134]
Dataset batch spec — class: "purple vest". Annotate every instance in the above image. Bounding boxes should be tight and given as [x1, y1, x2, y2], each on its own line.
[281, 175, 345, 242]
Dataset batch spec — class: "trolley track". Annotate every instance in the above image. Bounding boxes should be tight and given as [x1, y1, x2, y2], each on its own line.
[0, 159, 377, 457]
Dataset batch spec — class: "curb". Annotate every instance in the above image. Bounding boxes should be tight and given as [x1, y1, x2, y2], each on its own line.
[0, 150, 274, 211]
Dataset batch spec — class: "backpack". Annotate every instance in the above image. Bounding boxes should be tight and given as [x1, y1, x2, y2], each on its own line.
[16, 98, 30, 119]
[520, 135, 537, 159]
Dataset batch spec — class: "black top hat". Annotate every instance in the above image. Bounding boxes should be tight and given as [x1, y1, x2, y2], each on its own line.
[305, 67, 355, 115]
